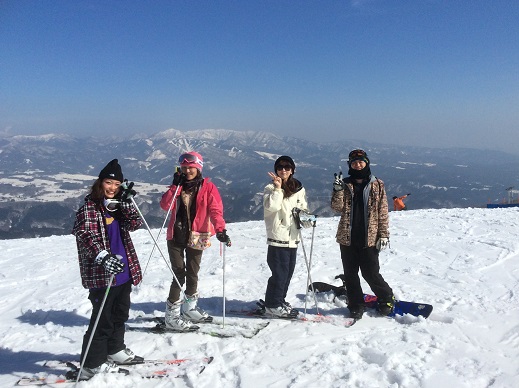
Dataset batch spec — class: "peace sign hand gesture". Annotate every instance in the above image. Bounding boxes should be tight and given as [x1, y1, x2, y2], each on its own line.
[268, 171, 282, 189]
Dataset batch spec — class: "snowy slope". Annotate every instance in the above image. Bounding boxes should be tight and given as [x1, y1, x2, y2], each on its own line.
[0, 208, 518, 387]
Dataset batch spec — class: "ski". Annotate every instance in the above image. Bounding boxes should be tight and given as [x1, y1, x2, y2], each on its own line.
[17, 376, 71, 386]
[128, 317, 270, 339]
[229, 301, 356, 328]
[43, 356, 214, 369]
[17, 357, 214, 385]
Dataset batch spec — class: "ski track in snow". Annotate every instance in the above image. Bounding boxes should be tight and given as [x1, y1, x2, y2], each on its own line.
[0, 207, 518, 387]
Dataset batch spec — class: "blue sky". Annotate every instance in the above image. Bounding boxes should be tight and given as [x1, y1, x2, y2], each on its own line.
[1, 0, 518, 154]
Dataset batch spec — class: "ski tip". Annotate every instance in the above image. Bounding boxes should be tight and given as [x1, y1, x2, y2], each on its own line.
[65, 361, 79, 371]
[65, 370, 78, 380]
[198, 356, 215, 375]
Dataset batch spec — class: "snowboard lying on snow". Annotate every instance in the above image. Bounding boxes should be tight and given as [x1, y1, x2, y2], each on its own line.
[310, 275, 433, 319]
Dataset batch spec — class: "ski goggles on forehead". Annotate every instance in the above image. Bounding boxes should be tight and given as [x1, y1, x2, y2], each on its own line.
[178, 153, 204, 167]
[348, 149, 367, 161]
[103, 198, 121, 212]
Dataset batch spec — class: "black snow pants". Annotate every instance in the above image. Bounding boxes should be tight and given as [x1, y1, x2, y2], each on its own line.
[80, 280, 132, 368]
[340, 244, 393, 307]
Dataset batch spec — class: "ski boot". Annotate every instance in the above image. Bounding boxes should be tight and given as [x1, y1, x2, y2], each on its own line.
[107, 348, 144, 365]
[181, 293, 213, 323]
[348, 304, 366, 320]
[377, 296, 396, 316]
[165, 299, 199, 332]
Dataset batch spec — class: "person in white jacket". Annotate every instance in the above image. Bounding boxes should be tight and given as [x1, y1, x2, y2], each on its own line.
[263, 156, 308, 318]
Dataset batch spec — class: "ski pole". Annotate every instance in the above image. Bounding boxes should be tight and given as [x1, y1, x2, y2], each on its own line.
[306, 219, 317, 297]
[77, 274, 115, 382]
[222, 243, 226, 328]
[130, 197, 186, 299]
[299, 229, 319, 316]
[141, 181, 181, 279]
[292, 207, 319, 316]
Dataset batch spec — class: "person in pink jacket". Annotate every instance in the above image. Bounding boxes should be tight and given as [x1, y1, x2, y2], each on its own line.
[159, 151, 231, 331]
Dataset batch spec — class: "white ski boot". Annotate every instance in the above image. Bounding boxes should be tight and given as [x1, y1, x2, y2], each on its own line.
[78, 362, 122, 380]
[265, 304, 299, 319]
[107, 348, 144, 365]
[164, 299, 199, 332]
[181, 293, 213, 323]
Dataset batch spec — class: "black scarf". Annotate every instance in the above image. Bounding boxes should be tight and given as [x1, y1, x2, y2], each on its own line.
[348, 165, 371, 180]
[350, 179, 368, 247]
[173, 178, 201, 245]
[182, 176, 203, 192]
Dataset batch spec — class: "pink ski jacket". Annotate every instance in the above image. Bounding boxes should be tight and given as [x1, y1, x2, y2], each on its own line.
[160, 177, 226, 241]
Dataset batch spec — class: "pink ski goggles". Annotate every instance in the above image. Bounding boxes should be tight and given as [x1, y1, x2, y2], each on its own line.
[178, 153, 204, 167]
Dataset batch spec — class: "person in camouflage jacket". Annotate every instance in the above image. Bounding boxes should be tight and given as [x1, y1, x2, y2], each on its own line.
[331, 150, 394, 320]
[331, 176, 389, 247]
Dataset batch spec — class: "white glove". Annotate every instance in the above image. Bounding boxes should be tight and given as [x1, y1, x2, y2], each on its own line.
[333, 172, 344, 192]
[95, 250, 125, 274]
[376, 237, 389, 251]
[294, 208, 317, 228]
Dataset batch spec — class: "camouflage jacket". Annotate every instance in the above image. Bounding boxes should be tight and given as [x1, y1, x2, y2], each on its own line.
[330, 175, 389, 247]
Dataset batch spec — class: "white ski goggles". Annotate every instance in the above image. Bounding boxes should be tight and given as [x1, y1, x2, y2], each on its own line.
[103, 198, 121, 212]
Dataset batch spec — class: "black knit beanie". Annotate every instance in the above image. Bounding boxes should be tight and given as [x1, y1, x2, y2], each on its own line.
[98, 159, 124, 182]
[274, 155, 296, 172]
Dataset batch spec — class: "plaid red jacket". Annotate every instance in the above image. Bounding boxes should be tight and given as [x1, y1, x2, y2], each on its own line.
[72, 195, 143, 289]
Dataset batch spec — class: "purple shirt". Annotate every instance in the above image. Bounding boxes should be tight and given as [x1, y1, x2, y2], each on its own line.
[104, 212, 131, 286]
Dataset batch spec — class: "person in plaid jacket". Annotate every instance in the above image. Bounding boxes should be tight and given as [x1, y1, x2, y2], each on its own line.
[72, 159, 143, 379]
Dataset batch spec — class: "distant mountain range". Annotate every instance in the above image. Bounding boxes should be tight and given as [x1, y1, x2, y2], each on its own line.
[1, 129, 518, 239]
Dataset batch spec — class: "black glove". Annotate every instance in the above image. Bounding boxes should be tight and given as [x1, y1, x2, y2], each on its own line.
[407, 193, 411, 196]
[216, 229, 232, 247]
[172, 170, 185, 186]
[120, 180, 136, 202]
[95, 252, 125, 274]
[333, 172, 344, 192]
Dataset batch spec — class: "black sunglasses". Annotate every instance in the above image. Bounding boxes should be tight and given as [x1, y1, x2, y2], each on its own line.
[276, 165, 292, 171]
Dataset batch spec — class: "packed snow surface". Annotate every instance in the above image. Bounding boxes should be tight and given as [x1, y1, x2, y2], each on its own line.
[0, 207, 518, 387]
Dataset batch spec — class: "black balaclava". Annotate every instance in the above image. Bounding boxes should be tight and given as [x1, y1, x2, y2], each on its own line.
[348, 150, 371, 180]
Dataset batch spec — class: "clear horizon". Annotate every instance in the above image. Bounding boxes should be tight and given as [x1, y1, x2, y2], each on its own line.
[1, 1, 518, 154]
